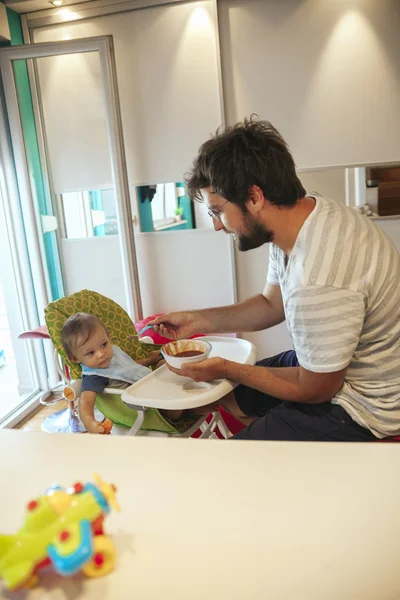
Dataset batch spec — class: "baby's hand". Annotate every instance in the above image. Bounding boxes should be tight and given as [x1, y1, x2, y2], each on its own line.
[147, 350, 162, 365]
[101, 418, 113, 434]
[136, 350, 162, 367]
[86, 420, 108, 434]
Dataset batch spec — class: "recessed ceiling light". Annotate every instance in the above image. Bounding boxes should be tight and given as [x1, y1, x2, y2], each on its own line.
[50, 0, 65, 6]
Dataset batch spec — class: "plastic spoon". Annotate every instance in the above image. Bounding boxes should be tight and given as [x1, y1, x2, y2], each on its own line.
[128, 324, 156, 341]
[138, 324, 156, 337]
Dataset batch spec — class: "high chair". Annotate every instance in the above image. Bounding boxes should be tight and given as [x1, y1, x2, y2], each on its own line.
[43, 290, 230, 439]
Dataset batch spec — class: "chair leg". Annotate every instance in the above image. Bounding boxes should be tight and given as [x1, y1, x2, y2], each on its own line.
[197, 412, 232, 439]
[215, 413, 231, 439]
[127, 409, 145, 436]
[41, 404, 86, 434]
[197, 412, 219, 439]
[175, 411, 233, 439]
[177, 415, 209, 438]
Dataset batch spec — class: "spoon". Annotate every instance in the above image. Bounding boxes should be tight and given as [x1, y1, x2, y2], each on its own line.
[138, 324, 156, 337]
[128, 324, 156, 340]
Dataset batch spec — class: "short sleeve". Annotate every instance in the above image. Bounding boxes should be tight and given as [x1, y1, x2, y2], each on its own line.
[266, 244, 280, 286]
[286, 285, 366, 373]
[81, 374, 110, 394]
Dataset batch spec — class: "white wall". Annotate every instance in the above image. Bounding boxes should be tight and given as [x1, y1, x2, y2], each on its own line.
[194, 200, 213, 229]
[218, 0, 400, 169]
[136, 229, 236, 314]
[375, 219, 400, 253]
[61, 229, 236, 318]
[61, 236, 128, 310]
[30, 0, 400, 362]
[299, 169, 346, 204]
[33, 1, 222, 188]
[36, 52, 112, 193]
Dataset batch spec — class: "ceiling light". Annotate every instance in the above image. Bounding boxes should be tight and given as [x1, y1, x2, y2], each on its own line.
[50, 0, 65, 6]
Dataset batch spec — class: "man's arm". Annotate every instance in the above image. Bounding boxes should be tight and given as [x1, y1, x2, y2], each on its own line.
[173, 358, 346, 405]
[227, 285, 362, 404]
[168, 283, 361, 403]
[152, 283, 286, 339]
[225, 362, 347, 404]
[200, 282, 285, 333]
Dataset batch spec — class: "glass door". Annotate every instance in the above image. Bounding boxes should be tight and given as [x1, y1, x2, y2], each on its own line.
[0, 175, 42, 424]
[0, 36, 142, 424]
[0, 36, 142, 323]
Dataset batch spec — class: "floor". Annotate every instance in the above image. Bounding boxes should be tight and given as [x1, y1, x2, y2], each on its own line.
[16, 398, 68, 432]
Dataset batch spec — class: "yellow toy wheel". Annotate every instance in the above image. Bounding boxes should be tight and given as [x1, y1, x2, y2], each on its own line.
[82, 535, 116, 578]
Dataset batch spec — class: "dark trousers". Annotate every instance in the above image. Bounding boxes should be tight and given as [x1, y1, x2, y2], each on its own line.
[233, 351, 376, 442]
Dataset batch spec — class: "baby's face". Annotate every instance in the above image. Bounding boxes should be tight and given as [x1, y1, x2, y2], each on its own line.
[72, 325, 113, 369]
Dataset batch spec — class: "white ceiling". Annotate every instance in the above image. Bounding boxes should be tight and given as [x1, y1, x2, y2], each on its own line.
[4, 0, 105, 14]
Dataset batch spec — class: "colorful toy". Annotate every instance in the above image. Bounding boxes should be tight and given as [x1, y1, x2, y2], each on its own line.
[0, 474, 119, 592]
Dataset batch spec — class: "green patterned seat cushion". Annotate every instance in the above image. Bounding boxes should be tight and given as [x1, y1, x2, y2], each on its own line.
[44, 289, 149, 380]
[95, 394, 198, 434]
[44, 290, 196, 434]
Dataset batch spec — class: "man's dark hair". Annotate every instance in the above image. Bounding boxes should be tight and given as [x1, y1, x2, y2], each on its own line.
[185, 116, 306, 208]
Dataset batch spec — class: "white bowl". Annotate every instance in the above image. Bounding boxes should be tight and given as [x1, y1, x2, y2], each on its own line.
[161, 339, 212, 369]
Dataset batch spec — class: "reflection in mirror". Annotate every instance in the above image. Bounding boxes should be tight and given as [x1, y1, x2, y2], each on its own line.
[366, 165, 400, 217]
[136, 182, 212, 232]
[59, 189, 118, 239]
[298, 163, 400, 218]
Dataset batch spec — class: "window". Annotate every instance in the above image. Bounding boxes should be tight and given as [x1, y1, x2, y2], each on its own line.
[151, 183, 178, 227]
[138, 182, 191, 232]
[59, 189, 118, 238]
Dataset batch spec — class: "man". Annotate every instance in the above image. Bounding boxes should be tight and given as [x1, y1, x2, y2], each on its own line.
[153, 118, 400, 441]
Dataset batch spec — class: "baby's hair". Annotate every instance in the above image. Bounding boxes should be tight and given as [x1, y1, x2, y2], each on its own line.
[62, 313, 107, 360]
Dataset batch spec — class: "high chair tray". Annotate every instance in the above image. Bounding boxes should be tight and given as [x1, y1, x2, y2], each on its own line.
[121, 336, 256, 410]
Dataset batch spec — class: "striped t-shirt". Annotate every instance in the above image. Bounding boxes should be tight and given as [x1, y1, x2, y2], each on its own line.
[267, 196, 400, 438]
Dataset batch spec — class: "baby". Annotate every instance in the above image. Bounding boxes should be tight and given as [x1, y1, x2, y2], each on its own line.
[62, 312, 183, 434]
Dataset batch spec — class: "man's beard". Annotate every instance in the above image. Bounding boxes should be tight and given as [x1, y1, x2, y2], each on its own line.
[234, 218, 274, 251]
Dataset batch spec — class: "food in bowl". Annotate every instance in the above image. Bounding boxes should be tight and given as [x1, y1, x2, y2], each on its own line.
[175, 350, 203, 358]
[161, 339, 212, 369]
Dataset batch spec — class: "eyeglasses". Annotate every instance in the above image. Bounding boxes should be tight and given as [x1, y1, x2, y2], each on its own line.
[207, 200, 229, 221]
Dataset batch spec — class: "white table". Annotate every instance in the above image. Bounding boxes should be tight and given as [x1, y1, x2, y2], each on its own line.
[1, 431, 400, 599]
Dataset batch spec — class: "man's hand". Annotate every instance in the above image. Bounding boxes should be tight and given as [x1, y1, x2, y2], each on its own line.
[167, 357, 229, 382]
[150, 311, 208, 340]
